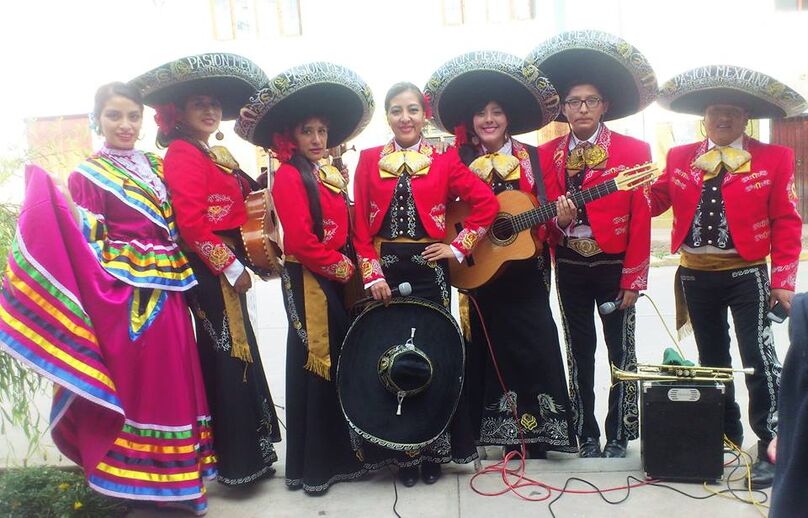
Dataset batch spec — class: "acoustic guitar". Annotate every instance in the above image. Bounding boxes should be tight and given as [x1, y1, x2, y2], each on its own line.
[444, 162, 660, 290]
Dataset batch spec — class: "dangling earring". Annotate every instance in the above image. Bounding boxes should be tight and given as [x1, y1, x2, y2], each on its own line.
[215, 130, 224, 141]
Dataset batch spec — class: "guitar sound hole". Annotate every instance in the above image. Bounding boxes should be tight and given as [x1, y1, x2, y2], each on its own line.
[490, 214, 516, 246]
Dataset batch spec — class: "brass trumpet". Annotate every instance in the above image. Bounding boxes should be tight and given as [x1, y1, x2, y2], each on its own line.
[611, 363, 755, 384]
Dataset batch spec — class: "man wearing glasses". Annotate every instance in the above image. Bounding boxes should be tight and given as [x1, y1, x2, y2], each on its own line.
[527, 31, 657, 459]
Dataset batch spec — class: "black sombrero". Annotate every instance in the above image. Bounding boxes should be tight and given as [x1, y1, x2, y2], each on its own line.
[424, 50, 560, 135]
[525, 30, 658, 121]
[337, 297, 465, 451]
[235, 62, 374, 148]
[658, 65, 807, 119]
[129, 53, 267, 120]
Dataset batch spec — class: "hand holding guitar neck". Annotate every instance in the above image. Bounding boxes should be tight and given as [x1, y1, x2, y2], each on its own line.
[443, 162, 660, 290]
[329, 144, 356, 182]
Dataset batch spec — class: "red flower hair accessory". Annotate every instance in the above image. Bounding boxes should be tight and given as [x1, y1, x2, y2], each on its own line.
[453, 124, 468, 147]
[272, 132, 297, 162]
[422, 93, 434, 120]
[154, 104, 177, 133]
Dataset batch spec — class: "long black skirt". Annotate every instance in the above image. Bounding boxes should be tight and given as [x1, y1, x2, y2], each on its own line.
[358, 241, 478, 467]
[281, 262, 366, 493]
[466, 252, 577, 453]
[187, 253, 281, 486]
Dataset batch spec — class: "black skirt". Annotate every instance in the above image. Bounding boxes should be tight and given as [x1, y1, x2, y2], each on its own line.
[280, 262, 366, 492]
[359, 240, 478, 467]
[187, 253, 281, 486]
[466, 252, 578, 453]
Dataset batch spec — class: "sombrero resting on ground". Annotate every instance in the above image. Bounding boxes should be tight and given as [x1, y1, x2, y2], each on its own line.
[337, 298, 465, 451]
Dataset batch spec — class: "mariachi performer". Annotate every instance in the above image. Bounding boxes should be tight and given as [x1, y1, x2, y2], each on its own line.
[236, 62, 374, 493]
[130, 53, 281, 487]
[0, 82, 215, 514]
[352, 82, 498, 486]
[652, 65, 805, 488]
[527, 30, 657, 458]
[423, 51, 577, 457]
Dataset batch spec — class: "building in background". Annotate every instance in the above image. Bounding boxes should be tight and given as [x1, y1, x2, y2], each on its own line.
[4, 0, 807, 214]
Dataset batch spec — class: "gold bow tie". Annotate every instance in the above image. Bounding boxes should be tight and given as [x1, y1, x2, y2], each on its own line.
[469, 153, 521, 184]
[209, 145, 240, 174]
[566, 143, 608, 173]
[692, 147, 752, 180]
[318, 164, 347, 193]
[379, 150, 431, 178]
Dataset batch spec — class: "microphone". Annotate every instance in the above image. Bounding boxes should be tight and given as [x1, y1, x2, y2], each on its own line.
[397, 281, 413, 297]
[598, 293, 645, 315]
[354, 281, 412, 306]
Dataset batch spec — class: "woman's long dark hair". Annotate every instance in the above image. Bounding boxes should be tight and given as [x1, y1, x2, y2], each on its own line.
[288, 152, 324, 241]
[279, 112, 332, 241]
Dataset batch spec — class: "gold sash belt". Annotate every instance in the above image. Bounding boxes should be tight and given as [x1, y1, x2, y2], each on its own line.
[284, 254, 332, 380]
[218, 276, 253, 367]
[675, 250, 766, 339]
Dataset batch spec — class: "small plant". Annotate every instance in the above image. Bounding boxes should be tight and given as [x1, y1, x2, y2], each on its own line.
[0, 466, 129, 517]
[0, 148, 50, 459]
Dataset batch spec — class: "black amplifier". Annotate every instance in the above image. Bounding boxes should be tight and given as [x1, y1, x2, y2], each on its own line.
[640, 380, 725, 482]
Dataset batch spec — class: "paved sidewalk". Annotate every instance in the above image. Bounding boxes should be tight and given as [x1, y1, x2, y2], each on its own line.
[7, 264, 802, 516]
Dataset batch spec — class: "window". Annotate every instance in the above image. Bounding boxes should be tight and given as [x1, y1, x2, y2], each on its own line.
[775, 0, 807, 10]
[443, 0, 465, 25]
[443, 0, 536, 25]
[211, 0, 301, 40]
[511, 0, 535, 20]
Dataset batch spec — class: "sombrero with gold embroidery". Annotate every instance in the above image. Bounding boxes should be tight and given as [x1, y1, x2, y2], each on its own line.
[525, 30, 658, 122]
[424, 50, 560, 135]
[129, 53, 267, 120]
[658, 65, 807, 119]
[235, 62, 374, 149]
[337, 298, 465, 451]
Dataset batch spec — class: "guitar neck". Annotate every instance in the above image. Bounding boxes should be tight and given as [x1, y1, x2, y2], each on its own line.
[512, 178, 618, 233]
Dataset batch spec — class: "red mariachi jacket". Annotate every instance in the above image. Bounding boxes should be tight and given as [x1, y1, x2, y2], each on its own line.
[272, 162, 354, 283]
[353, 140, 498, 285]
[163, 139, 250, 274]
[539, 126, 652, 291]
[651, 137, 802, 291]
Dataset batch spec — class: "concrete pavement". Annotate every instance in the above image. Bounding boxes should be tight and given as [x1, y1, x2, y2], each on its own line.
[6, 263, 802, 517]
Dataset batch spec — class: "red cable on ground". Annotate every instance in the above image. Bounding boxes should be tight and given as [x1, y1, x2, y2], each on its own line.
[464, 292, 656, 501]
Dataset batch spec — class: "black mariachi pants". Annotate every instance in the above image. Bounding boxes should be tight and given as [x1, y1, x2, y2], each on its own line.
[678, 264, 781, 449]
[556, 246, 639, 443]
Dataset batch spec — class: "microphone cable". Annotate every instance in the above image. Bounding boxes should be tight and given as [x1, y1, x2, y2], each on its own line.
[640, 292, 687, 360]
[464, 290, 770, 516]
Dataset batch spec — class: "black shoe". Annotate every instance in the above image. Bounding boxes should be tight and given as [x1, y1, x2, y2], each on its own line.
[503, 444, 525, 458]
[578, 437, 601, 458]
[602, 440, 627, 458]
[750, 457, 775, 489]
[527, 444, 548, 460]
[398, 466, 418, 488]
[421, 462, 442, 485]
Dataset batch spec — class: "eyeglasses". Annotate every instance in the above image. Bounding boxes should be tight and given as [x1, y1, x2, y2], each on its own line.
[563, 97, 603, 110]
